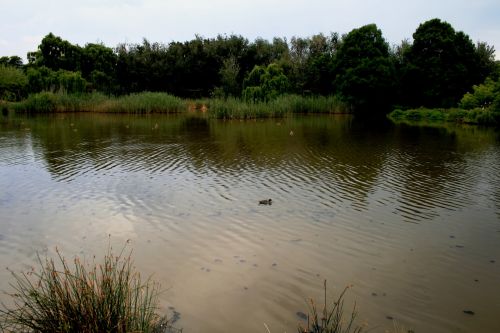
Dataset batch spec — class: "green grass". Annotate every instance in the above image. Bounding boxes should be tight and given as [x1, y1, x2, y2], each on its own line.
[9, 92, 350, 118]
[0, 245, 169, 333]
[12, 92, 186, 114]
[205, 95, 349, 119]
[389, 107, 499, 126]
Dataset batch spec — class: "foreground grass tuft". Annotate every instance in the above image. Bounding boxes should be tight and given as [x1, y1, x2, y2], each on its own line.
[0, 245, 168, 333]
[298, 281, 364, 333]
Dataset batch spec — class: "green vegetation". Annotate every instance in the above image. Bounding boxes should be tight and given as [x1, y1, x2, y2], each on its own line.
[0, 246, 167, 333]
[243, 63, 290, 102]
[398, 19, 492, 109]
[389, 66, 500, 126]
[333, 24, 395, 112]
[9, 92, 348, 118]
[0, 18, 496, 118]
[11, 92, 185, 113]
[207, 95, 347, 119]
[389, 107, 499, 126]
[0, 65, 28, 101]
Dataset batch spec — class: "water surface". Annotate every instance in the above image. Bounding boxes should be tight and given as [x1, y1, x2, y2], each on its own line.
[0, 113, 499, 332]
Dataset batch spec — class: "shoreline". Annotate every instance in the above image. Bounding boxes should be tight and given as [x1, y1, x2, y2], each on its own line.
[3, 92, 351, 119]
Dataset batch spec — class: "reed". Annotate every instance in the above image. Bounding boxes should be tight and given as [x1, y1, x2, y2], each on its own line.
[13, 92, 186, 114]
[98, 92, 186, 113]
[206, 95, 349, 119]
[298, 281, 363, 333]
[0, 245, 168, 333]
[12, 92, 349, 118]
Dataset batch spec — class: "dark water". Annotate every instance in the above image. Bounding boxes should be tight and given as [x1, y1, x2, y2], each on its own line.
[0, 113, 499, 332]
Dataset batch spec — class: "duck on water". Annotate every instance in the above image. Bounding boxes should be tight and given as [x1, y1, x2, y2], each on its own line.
[259, 199, 272, 205]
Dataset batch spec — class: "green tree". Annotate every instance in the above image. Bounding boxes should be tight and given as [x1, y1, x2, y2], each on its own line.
[81, 43, 117, 92]
[29, 33, 82, 72]
[401, 19, 492, 108]
[0, 65, 28, 100]
[333, 24, 395, 112]
[219, 56, 241, 97]
[26, 66, 87, 93]
[243, 63, 289, 102]
[288, 33, 338, 95]
[0, 56, 23, 69]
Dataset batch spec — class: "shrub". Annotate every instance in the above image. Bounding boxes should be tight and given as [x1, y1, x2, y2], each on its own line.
[22, 92, 58, 112]
[0, 65, 28, 101]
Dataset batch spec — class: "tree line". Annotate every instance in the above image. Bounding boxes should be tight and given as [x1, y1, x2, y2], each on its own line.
[1, 18, 498, 115]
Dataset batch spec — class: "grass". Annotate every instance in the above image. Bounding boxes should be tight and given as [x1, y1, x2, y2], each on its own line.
[0, 244, 169, 333]
[11, 92, 186, 114]
[206, 95, 349, 119]
[9, 92, 350, 118]
[298, 281, 364, 333]
[389, 107, 500, 126]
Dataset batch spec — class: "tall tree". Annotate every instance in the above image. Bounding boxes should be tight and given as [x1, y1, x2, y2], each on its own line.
[401, 19, 492, 108]
[29, 33, 82, 72]
[333, 24, 395, 113]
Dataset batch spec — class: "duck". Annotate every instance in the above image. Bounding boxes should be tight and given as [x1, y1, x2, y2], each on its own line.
[259, 199, 272, 205]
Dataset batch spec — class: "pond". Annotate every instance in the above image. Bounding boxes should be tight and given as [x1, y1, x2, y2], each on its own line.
[0, 113, 499, 332]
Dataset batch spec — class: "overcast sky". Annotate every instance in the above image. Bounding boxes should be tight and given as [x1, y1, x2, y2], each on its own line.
[1, 0, 499, 61]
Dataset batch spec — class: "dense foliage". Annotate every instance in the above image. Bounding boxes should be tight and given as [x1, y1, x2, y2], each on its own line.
[398, 19, 495, 108]
[0, 65, 28, 101]
[333, 24, 395, 112]
[0, 19, 497, 116]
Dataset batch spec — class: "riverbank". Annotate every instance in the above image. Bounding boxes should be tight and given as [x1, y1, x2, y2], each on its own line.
[5, 92, 350, 119]
[388, 107, 500, 126]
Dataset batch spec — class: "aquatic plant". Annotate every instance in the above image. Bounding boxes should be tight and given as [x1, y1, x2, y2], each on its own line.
[13, 91, 349, 118]
[298, 281, 364, 333]
[99, 92, 186, 113]
[206, 95, 349, 119]
[13, 91, 186, 114]
[0, 245, 168, 333]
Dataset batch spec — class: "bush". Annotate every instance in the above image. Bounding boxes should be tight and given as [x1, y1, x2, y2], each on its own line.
[22, 92, 58, 112]
[0, 65, 28, 101]
[0, 245, 168, 333]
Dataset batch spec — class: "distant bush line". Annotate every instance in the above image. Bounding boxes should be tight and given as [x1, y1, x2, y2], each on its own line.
[389, 108, 500, 126]
[389, 74, 500, 126]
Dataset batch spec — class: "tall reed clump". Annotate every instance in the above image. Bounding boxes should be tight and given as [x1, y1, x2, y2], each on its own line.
[206, 95, 349, 119]
[99, 92, 186, 113]
[206, 97, 287, 119]
[298, 281, 364, 333]
[0, 245, 168, 333]
[13, 92, 186, 113]
[275, 95, 350, 115]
